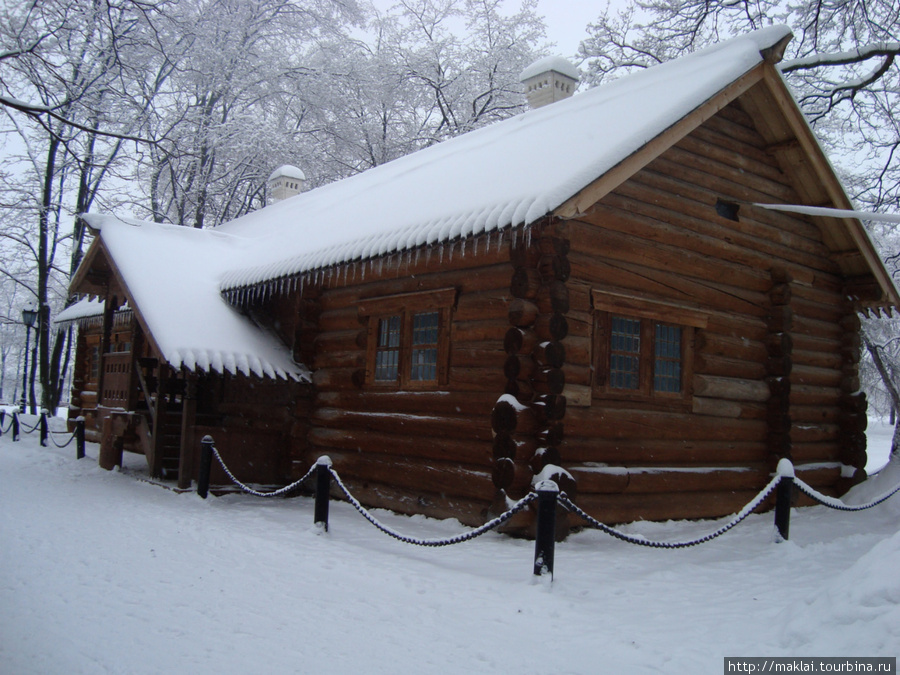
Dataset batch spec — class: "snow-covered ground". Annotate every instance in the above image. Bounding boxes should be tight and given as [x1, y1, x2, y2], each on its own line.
[1, 416, 897, 674]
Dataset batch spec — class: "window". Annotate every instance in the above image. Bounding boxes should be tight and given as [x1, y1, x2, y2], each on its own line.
[359, 288, 456, 388]
[592, 291, 706, 403]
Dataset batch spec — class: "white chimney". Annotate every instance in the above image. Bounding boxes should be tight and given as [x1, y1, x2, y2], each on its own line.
[520, 56, 579, 109]
[267, 165, 306, 204]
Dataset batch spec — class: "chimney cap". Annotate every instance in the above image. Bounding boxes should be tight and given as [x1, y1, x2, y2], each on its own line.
[268, 165, 306, 182]
[519, 55, 579, 83]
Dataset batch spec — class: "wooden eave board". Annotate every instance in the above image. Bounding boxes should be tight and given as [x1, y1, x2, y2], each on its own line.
[553, 65, 766, 220]
[737, 70, 899, 308]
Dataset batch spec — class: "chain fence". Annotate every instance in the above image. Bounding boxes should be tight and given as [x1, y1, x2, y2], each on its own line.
[0, 409, 85, 457]
[558, 474, 783, 549]
[196, 434, 900, 580]
[11, 422, 897, 581]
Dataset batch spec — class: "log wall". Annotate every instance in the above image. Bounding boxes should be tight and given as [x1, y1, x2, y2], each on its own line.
[296, 237, 514, 526]
[558, 99, 867, 523]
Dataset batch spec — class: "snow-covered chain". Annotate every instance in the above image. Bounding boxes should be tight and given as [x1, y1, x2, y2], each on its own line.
[328, 466, 537, 547]
[794, 476, 900, 511]
[211, 446, 317, 498]
[559, 475, 783, 549]
[46, 426, 77, 449]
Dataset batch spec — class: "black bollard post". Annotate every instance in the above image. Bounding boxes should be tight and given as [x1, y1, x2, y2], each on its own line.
[314, 456, 333, 532]
[774, 459, 794, 542]
[12, 412, 19, 442]
[39, 411, 48, 447]
[0, 410, 5, 438]
[533, 480, 559, 579]
[76, 417, 86, 460]
[197, 436, 214, 499]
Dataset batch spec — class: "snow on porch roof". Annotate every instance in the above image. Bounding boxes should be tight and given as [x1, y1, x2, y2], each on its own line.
[78, 215, 309, 381]
[215, 25, 793, 291]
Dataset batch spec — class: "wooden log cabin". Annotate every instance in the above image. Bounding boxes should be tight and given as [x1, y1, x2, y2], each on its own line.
[65, 26, 899, 531]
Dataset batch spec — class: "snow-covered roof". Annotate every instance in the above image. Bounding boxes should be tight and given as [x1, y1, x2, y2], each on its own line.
[78, 215, 309, 381]
[214, 25, 792, 291]
[268, 165, 306, 182]
[54, 297, 105, 325]
[519, 55, 579, 82]
[78, 26, 802, 379]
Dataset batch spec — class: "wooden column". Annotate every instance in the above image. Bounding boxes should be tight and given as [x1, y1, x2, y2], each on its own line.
[177, 372, 199, 490]
[149, 366, 169, 478]
[837, 307, 867, 490]
[97, 295, 117, 406]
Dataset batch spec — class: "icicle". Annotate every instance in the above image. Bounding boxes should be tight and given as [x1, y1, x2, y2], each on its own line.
[512, 228, 518, 249]
[525, 226, 532, 250]
[461, 238, 466, 257]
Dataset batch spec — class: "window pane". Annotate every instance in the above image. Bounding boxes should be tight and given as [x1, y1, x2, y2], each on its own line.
[411, 311, 439, 381]
[610, 316, 641, 390]
[375, 315, 401, 382]
[654, 324, 682, 393]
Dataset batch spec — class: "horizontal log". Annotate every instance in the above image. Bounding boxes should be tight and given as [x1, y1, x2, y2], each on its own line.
[568, 211, 772, 292]
[568, 251, 768, 320]
[492, 457, 516, 490]
[533, 367, 566, 395]
[564, 406, 767, 442]
[510, 267, 541, 299]
[453, 289, 513, 323]
[503, 327, 537, 355]
[569, 462, 770, 495]
[314, 329, 366, 353]
[312, 350, 364, 370]
[562, 383, 592, 408]
[535, 394, 567, 421]
[561, 363, 592, 387]
[561, 335, 591, 366]
[534, 313, 568, 341]
[315, 389, 499, 417]
[508, 298, 539, 326]
[692, 396, 766, 420]
[448, 367, 507, 390]
[452, 319, 508, 343]
[693, 374, 770, 402]
[694, 353, 766, 381]
[311, 448, 494, 507]
[451, 346, 506, 370]
[503, 353, 535, 380]
[536, 281, 570, 314]
[538, 254, 570, 282]
[533, 340, 565, 368]
[309, 426, 492, 466]
[561, 437, 767, 464]
[696, 332, 767, 363]
[491, 398, 539, 435]
[791, 364, 843, 388]
[313, 407, 494, 443]
[318, 260, 512, 312]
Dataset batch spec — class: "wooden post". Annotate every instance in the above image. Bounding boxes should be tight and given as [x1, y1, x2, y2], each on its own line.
[197, 435, 214, 499]
[76, 417, 85, 460]
[0, 410, 5, 438]
[39, 410, 48, 447]
[12, 412, 19, 441]
[314, 456, 333, 531]
[177, 373, 198, 490]
[774, 459, 794, 542]
[533, 480, 559, 578]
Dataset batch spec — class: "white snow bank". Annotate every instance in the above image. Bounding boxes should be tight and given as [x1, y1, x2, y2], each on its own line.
[1, 416, 898, 673]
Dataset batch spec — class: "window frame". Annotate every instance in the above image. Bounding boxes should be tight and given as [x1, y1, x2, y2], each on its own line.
[359, 287, 456, 389]
[591, 291, 706, 405]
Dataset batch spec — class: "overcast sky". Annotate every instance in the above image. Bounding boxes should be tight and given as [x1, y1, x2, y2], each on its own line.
[534, 0, 607, 58]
